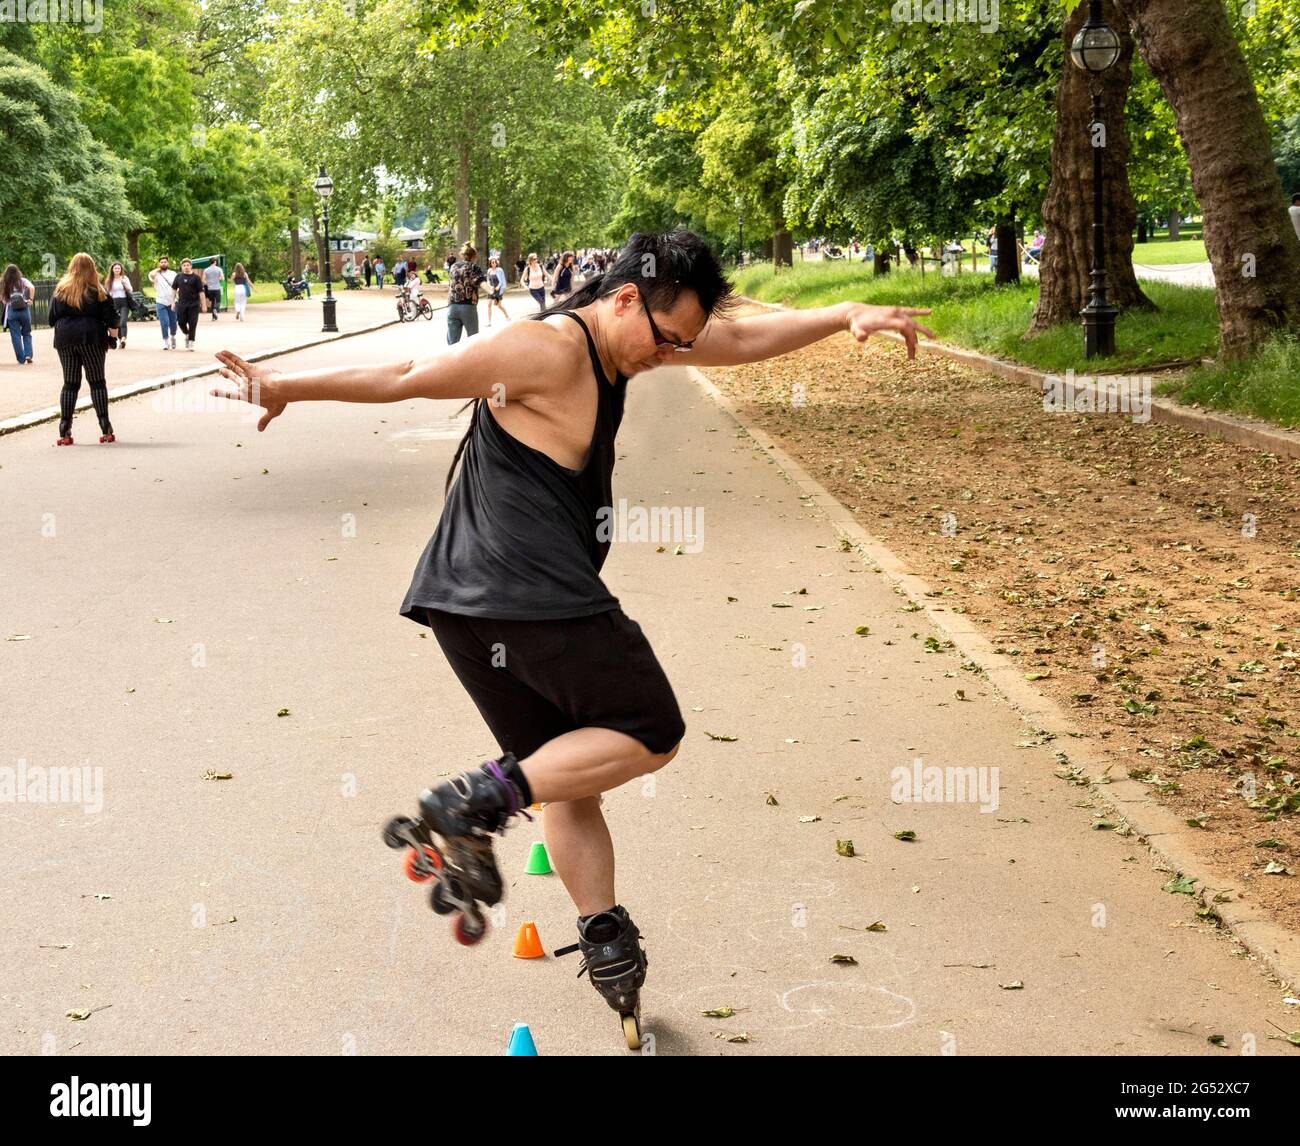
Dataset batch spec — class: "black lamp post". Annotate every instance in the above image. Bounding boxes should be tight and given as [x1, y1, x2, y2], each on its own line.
[1069, 0, 1122, 358]
[314, 164, 338, 333]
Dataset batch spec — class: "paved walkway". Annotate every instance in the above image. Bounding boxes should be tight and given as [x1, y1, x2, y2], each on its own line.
[1, 317, 1294, 1055]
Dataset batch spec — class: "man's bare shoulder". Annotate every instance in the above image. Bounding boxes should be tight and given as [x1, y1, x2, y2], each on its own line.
[477, 318, 585, 399]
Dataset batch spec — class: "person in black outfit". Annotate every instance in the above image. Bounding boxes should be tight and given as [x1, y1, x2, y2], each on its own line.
[48, 252, 120, 445]
[209, 231, 935, 1036]
[362, 255, 373, 288]
[171, 258, 204, 351]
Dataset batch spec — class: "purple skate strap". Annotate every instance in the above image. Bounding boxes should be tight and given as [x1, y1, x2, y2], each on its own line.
[484, 758, 533, 831]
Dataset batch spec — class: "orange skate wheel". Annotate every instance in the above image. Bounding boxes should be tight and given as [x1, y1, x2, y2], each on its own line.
[404, 844, 443, 883]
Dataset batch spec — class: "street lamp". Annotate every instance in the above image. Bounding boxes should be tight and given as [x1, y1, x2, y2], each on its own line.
[1069, 0, 1122, 358]
[313, 163, 338, 333]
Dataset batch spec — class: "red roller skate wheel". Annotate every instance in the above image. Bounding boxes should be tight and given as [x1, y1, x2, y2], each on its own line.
[453, 913, 488, 946]
[99, 433, 116, 444]
[404, 844, 443, 883]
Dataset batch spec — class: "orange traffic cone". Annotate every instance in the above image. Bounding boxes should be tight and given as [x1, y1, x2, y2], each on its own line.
[513, 921, 545, 959]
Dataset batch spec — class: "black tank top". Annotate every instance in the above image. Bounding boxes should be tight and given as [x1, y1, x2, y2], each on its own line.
[399, 311, 629, 621]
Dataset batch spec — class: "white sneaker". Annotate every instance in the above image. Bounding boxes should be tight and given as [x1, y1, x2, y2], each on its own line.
[186, 340, 195, 351]
[170, 336, 177, 349]
[163, 342, 170, 350]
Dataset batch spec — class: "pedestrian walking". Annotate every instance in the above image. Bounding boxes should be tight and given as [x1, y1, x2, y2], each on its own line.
[149, 256, 179, 350]
[363, 255, 373, 288]
[202, 261, 225, 320]
[446, 242, 486, 344]
[522, 252, 546, 310]
[485, 256, 510, 326]
[231, 263, 253, 321]
[49, 252, 120, 445]
[105, 261, 133, 349]
[2, 263, 35, 364]
[172, 258, 204, 351]
[374, 257, 386, 289]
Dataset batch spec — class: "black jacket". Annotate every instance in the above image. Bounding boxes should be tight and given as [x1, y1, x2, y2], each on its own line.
[48, 290, 118, 350]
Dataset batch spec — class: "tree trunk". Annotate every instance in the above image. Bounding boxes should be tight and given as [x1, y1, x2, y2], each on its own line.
[455, 140, 471, 245]
[310, 210, 325, 275]
[995, 213, 1020, 285]
[1167, 209, 1181, 242]
[1137, 216, 1148, 243]
[474, 197, 488, 259]
[503, 215, 522, 281]
[762, 236, 774, 260]
[1121, 0, 1300, 355]
[1029, 0, 1152, 333]
[873, 251, 891, 276]
[126, 229, 151, 272]
[773, 226, 793, 268]
[289, 191, 302, 277]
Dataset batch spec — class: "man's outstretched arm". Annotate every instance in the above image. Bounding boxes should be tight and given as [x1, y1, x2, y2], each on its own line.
[207, 321, 569, 432]
[682, 301, 935, 366]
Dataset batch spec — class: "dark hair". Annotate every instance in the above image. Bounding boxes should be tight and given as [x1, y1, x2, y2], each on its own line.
[443, 230, 736, 494]
[2, 263, 22, 299]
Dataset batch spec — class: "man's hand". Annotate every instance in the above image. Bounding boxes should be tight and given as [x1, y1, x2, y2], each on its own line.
[843, 303, 936, 359]
[210, 350, 287, 431]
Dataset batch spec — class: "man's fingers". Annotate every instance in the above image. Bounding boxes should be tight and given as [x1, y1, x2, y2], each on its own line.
[916, 323, 937, 340]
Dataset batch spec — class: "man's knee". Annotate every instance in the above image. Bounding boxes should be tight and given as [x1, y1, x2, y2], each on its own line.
[643, 738, 681, 773]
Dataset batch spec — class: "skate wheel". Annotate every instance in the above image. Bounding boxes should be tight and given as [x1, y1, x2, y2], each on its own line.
[453, 912, 488, 946]
[429, 880, 456, 915]
[382, 815, 415, 850]
[404, 844, 443, 883]
[622, 1013, 642, 1051]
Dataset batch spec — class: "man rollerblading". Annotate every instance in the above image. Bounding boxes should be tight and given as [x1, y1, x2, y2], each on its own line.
[213, 229, 933, 1047]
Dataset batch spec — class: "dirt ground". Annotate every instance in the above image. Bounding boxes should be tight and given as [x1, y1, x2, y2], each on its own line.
[704, 315, 1300, 936]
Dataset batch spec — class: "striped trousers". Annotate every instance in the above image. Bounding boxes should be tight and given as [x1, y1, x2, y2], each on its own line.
[57, 342, 111, 436]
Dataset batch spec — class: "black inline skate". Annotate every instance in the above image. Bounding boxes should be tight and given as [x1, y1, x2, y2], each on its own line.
[382, 754, 533, 946]
[555, 905, 649, 1049]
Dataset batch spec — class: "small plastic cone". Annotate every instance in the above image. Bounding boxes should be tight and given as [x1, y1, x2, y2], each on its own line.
[524, 841, 553, 875]
[513, 921, 545, 959]
[507, 1022, 538, 1056]
[529, 802, 544, 811]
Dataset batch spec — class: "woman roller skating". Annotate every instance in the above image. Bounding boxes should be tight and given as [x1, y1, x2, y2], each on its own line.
[212, 230, 933, 1048]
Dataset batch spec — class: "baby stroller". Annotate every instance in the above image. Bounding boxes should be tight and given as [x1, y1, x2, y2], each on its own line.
[128, 291, 157, 321]
[281, 275, 310, 300]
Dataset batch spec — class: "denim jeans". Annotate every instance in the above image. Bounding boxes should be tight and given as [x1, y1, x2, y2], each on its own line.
[529, 287, 545, 310]
[446, 302, 479, 343]
[158, 303, 178, 339]
[5, 306, 33, 361]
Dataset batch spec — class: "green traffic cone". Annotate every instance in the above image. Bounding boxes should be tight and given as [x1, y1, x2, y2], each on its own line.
[524, 841, 552, 875]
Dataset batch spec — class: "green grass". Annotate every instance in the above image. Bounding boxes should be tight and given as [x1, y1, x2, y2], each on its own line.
[1130, 238, 1208, 264]
[1161, 333, 1300, 429]
[732, 260, 1219, 372]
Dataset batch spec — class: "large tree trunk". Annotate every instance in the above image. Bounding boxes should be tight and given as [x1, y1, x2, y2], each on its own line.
[1121, 0, 1300, 355]
[1166, 209, 1181, 242]
[502, 215, 521, 280]
[995, 212, 1020, 285]
[126, 228, 151, 272]
[455, 140, 471, 245]
[1029, 0, 1151, 333]
[474, 196, 488, 259]
[289, 191, 301, 277]
[873, 251, 891, 276]
[773, 226, 794, 268]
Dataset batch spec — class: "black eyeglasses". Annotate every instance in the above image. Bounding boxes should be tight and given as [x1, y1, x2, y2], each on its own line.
[642, 302, 695, 352]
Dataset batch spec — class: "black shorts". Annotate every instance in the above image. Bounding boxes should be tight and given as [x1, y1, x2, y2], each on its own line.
[420, 607, 686, 759]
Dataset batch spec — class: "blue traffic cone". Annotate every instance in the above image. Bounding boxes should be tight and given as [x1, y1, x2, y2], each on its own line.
[507, 1022, 539, 1056]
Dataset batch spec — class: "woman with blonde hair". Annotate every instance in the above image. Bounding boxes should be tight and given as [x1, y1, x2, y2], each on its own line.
[48, 252, 120, 445]
[521, 251, 545, 310]
[105, 261, 133, 349]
